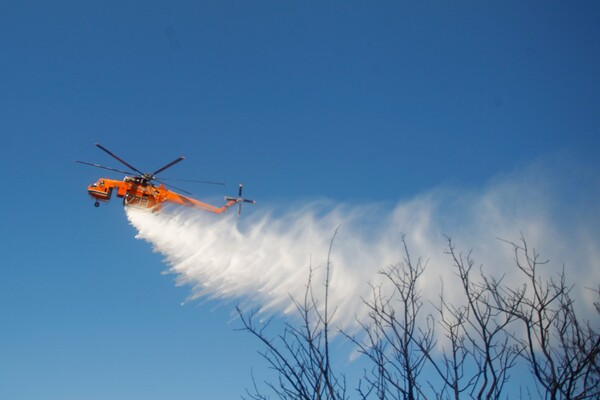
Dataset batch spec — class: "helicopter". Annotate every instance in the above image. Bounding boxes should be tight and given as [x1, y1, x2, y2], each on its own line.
[76, 143, 255, 214]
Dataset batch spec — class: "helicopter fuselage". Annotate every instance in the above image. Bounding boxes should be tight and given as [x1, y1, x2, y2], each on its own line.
[87, 177, 157, 209]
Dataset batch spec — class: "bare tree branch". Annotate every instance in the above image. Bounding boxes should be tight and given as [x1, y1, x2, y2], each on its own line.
[238, 232, 598, 400]
[238, 231, 347, 400]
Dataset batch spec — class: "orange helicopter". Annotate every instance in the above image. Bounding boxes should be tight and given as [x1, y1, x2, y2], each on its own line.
[77, 144, 255, 214]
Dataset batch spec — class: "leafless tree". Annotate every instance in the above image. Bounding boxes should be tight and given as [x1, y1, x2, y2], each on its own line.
[349, 237, 520, 400]
[238, 230, 347, 400]
[238, 234, 599, 400]
[345, 236, 433, 400]
[422, 238, 522, 400]
[491, 236, 600, 400]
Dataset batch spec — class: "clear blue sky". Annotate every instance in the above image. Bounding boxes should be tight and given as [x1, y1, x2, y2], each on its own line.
[1, 2, 599, 399]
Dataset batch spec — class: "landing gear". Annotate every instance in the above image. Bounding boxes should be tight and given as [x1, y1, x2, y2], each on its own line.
[94, 201, 100, 208]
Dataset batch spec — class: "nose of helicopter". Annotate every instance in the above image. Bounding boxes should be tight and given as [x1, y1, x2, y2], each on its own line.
[87, 180, 113, 201]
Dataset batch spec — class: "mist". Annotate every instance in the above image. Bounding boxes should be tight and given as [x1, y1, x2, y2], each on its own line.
[126, 161, 600, 329]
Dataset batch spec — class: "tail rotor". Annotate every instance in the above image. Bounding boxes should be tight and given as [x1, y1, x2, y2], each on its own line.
[225, 184, 255, 215]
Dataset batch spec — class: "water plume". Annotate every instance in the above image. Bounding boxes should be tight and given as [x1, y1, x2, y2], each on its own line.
[126, 162, 600, 329]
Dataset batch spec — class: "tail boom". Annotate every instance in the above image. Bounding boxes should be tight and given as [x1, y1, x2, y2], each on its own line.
[165, 191, 236, 214]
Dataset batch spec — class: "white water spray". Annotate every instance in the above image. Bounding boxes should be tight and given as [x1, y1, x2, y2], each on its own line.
[126, 165, 600, 329]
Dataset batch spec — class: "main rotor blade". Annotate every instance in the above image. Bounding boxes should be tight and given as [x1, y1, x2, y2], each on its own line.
[95, 143, 144, 175]
[75, 160, 135, 175]
[160, 178, 226, 186]
[154, 179, 193, 195]
[152, 156, 185, 176]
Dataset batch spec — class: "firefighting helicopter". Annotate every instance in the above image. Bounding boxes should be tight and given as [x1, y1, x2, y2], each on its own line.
[76, 143, 255, 214]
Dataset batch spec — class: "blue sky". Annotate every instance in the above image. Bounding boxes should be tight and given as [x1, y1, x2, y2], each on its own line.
[1, 2, 599, 399]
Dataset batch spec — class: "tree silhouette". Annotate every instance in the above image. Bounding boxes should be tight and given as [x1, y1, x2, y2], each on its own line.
[238, 235, 599, 400]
